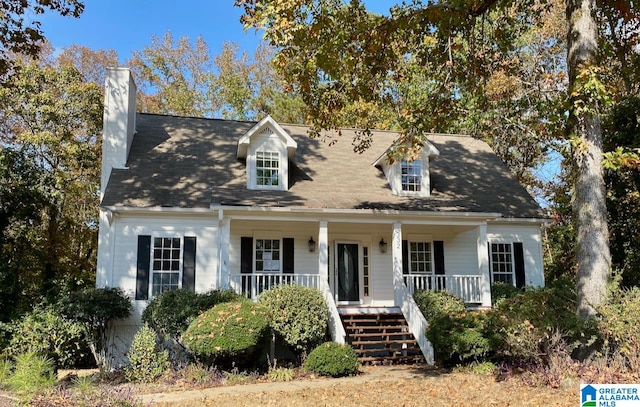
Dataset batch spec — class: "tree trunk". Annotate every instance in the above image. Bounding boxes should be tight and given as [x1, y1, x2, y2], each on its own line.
[566, 0, 611, 318]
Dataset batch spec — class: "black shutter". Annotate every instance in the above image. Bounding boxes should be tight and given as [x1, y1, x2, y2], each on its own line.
[136, 235, 151, 300]
[434, 241, 445, 290]
[283, 238, 294, 274]
[402, 240, 409, 275]
[434, 241, 445, 275]
[182, 237, 196, 291]
[241, 237, 253, 274]
[488, 243, 493, 284]
[513, 242, 526, 289]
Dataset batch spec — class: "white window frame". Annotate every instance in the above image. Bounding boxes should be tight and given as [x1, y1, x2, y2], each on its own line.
[408, 240, 434, 274]
[150, 233, 183, 297]
[400, 159, 423, 192]
[254, 237, 282, 274]
[489, 241, 515, 286]
[255, 150, 280, 188]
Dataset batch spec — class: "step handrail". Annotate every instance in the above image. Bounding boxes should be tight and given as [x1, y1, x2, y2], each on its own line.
[395, 281, 435, 364]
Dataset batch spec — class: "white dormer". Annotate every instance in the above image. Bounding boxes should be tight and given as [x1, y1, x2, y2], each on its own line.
[373, 141, 440, 197]
[237, 116, 297, 191]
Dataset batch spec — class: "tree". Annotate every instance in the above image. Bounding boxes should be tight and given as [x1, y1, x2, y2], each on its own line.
[129, 32, 307, 122]
[0, 0, 84, 75]
[129, 32, 215, 117]
[566, 0, 611, 317]
[236, 0, 631, 316]
[0, 60, 103, 304]
[56, 44, 120, 86]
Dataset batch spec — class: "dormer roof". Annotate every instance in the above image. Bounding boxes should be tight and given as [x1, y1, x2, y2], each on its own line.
[236, 115, 297, 159]
[372, 139, 440, 167]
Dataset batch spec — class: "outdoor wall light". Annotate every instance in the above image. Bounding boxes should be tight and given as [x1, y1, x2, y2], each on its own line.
[308, 237, 316, 252]
[379, 238, 388, 253]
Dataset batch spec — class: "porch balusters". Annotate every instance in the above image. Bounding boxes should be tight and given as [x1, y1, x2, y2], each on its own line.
[403, 274, 482, 303]
[230, 273, 320, 300]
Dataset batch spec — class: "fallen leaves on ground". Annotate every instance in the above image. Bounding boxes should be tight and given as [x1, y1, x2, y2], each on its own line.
[158, 369, 577, 407]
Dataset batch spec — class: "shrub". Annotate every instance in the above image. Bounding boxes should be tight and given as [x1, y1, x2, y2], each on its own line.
[0, 356, 12, 385]
[489, 279, 583, 364]
[426, 311, 495, 365]
[4, 352, 56, 396]
[413, 290, 466, 322]
[8, 305, 90, 368]
[125, 324, 169, 383]
[59, 287, 132, 371]
[259, 284, 328, 354]
[491, 282, 522, 307]
[598, 285, 640, 370]
[142, 289, 240, 341]
[182, 301, 270, 365]
[304, 342, 358, 377]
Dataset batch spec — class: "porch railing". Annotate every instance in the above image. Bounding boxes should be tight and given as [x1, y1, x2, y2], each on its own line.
[229, 273, 320, 300]
[403, 274, 482, 303]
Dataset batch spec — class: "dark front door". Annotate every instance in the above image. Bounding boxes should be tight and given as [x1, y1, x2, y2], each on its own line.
[337, 243, 359, 302]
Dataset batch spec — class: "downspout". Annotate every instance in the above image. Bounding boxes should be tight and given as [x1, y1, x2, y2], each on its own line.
[217, 208, 223, 289]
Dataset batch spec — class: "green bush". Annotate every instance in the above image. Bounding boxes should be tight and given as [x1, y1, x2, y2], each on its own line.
[426, 311, 495, 365]
[4, 352, 56, 396]
[491, 282, 522, 307]
[142, 289, 240, 341]
[59, 287, 132, 371]
[598, 285, 640, 370]
[259, 284, 328, 354]
[125, 324, 169, 383]
[413, 290, 466, 322]
[304, 342, 358, 377]
[8, 305, 90, 368]
[489, 279, 583, 364]
[0, 356, 12, 385]
[182, 301, 270, 364]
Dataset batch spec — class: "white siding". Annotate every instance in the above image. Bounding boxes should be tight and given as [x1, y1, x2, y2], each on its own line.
[230, 219, 319, 276]
[108, 214, 219, 319]
[488, 224, 545, 287]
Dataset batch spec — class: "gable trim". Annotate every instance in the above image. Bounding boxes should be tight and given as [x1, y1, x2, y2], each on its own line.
[237, 115, 297, 159]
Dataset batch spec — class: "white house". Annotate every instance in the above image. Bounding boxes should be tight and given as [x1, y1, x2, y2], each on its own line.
[97, 68, 547, 364]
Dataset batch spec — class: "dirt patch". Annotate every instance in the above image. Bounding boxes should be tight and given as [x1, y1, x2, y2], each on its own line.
[145, 365, 578, 407]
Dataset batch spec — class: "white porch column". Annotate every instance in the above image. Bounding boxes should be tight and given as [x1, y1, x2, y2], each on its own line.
[477, 223, 492, 307]
[318, 220, 328, 289]
[392, 222, 404, 307]
[219, 211, 231, 289]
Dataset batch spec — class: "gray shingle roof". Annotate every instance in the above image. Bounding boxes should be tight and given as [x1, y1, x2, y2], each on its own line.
[101, 113, 543, 218]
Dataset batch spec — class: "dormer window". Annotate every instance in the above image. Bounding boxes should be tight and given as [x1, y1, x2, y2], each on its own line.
[401, 160, 422, 192]
[256, 151, 280, 187]
[372, 139, 439, 197]
[237, 115, 298, 191]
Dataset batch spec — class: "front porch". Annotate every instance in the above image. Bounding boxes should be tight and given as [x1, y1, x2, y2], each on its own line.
[221, 214, 508, 365]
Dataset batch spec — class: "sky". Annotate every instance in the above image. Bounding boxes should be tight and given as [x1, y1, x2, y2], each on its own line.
[39, 1, 391, 63]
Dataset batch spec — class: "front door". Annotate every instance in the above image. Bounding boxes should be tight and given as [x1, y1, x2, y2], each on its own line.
[336, 243, 359, 302]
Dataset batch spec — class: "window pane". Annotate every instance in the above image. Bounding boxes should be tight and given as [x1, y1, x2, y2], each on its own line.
[256, 151, 280, 187]
[255, 239, 281, 273]
[152, 236, 182, 295]
[409, 241, 432, 274]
